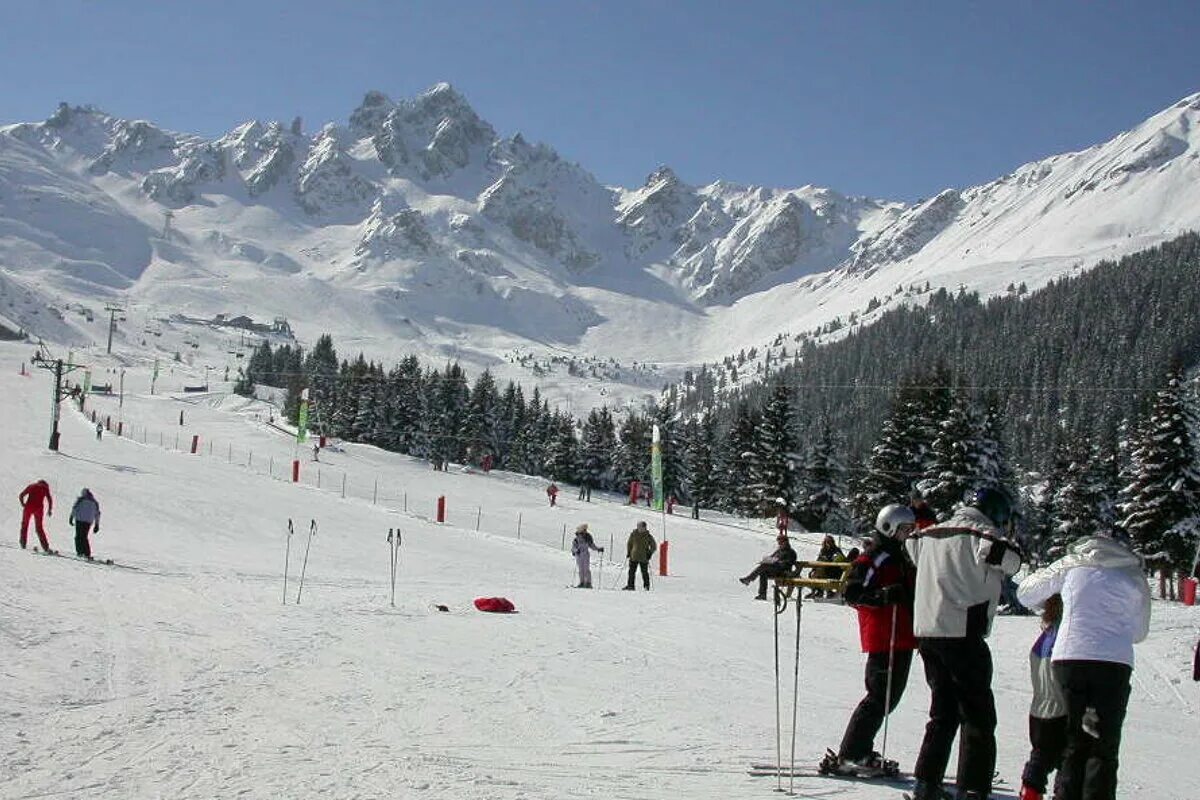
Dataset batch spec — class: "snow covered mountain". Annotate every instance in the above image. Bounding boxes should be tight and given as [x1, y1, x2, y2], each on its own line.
[2, 84, 1199, 408]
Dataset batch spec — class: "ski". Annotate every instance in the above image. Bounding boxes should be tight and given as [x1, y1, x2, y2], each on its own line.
[748, 767, 912, 784]
[31, 548, 60, 556]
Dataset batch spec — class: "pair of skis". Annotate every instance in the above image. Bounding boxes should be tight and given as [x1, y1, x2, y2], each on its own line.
[283, 518, 317, 604]
[32, 548, 115, 566]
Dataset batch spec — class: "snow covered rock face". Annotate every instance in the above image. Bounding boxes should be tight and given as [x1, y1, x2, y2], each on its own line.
[354, 83, 496, 180]
[88, 119, 181, 176]
[617, 166, 702, 257]
[847, 189, 963, 275]
[141, 143, 226, 205]
[294, 125, 376, 214]
[355, 197, 437, 260]
[240, 122, 298, 197]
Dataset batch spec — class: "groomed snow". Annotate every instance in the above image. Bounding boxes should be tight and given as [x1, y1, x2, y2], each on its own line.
[2, 341, 1197, 799]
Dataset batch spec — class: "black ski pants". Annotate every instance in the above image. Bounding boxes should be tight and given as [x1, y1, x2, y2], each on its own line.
[838, 648, 914, 760]
[1052, 660, 1131, 800]
[913, 637, 998, 797]
[743, 564, 790, 598]
[1022, 715, 1068, 795]
[74, 521, 93, 559]
[626, 560, 650, 589]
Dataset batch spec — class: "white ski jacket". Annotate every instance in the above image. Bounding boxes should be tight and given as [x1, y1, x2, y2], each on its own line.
[1017, 536, 1151, 667]
[904, 507, 1023, 639]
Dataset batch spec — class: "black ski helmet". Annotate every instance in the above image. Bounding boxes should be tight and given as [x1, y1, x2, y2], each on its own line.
[969, 487, 1014, 527]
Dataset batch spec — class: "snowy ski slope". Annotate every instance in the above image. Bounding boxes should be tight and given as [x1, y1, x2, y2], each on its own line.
[1, 342, 1197, 799]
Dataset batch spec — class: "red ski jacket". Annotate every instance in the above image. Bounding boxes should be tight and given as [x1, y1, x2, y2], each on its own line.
[843, 537, 916, 653]
[19, 481, 53, 514]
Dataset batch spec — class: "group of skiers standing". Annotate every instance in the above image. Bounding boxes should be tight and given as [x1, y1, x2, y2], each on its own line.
[571, 520, 657, 591]
[18, 479, 103, 560]
[809, 488, 1151, 800]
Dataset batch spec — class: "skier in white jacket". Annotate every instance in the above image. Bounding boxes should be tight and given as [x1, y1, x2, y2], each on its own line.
[1017, 532, 1150, 800]
[904, 487, 1023, 800]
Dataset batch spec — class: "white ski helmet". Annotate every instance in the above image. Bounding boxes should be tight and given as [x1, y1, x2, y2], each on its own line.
[875, 504, 916, 537]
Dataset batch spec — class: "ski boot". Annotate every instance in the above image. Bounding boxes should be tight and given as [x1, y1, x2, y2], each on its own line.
[907, 781, 954, 800]
[817, 748, 897, 778]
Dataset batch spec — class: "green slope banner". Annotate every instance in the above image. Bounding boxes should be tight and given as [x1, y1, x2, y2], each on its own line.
[297, 388, 309, 444]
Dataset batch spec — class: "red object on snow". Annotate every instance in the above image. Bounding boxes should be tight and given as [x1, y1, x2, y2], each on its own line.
[1182, 577, 1197, 606]
[437, 495, 446, 523]
[190, 434, 199, 454]
[474, 597, 516, 613]
[659, 540, 669, 576]
[291, 459, 300, 483]
[628, 480, 640, 505]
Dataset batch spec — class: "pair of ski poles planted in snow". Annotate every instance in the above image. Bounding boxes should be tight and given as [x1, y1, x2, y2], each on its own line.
[387, 528, 402, 607]
[283, 518, 318, 605]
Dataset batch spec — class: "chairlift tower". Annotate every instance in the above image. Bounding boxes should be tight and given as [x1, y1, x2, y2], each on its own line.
[104, 303, 124, 354]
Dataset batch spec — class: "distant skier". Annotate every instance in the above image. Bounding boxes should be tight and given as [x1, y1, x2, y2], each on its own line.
[68, 488, 101, 560]
[546, 482, 559, 507]
[95, 422, 103, 440]
[1018, 593, 1068, 800]
[666, 494, 677, 514]
[775, 501, 790, 536]
[571, 523, 604, 588]
[578, 481, 592, 502]
[312, 443, 320, 462]
[624, 521, 657, 590]
[738, 533, 797, 600]
[18, 479, 54, 551]
[1018, 529, 1151, 800]
[822, 504, 917, 777]
[905, 487, 1023, 800]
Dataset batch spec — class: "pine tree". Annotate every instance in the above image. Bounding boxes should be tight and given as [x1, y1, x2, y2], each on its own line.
[683, 413, 718, 515]
[715, 402, 761, 515]
[1119, 367, 1200, 568]
[613, 412, 651, 496]
[799, 425, 846, 531]
[579, 407, 616, 490]
[923, 394, 983, 517]
[750, 383, 798, 514]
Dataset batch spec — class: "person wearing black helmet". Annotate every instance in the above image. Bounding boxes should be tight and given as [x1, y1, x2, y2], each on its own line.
[904, 487, 1024, 800]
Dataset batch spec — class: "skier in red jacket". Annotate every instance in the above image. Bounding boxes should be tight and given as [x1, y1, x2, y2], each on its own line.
[18, 479, 54, 551]
[821, 504, 917, 778]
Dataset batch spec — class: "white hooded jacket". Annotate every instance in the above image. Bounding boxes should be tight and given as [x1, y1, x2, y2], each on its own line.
[1017, 536, 1151, 667]
[904, 507, 1023, 639]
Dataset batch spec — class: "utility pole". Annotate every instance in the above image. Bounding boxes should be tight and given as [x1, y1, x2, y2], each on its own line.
[118, 368, 125, 428]
[104, 304, 123, 354]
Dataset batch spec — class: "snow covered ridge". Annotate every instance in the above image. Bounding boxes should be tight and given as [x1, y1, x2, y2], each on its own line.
[2, 87, 1200, 408]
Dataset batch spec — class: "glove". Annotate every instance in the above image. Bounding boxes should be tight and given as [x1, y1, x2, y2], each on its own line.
[94, 525, 100, 534]
[879, 584, 907, 605]
[599, 547, 605, 552]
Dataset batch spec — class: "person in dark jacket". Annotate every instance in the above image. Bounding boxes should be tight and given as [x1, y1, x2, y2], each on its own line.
[68, 488, 101, 559]
[808, 534, 846, 598]
[739, 534, 798, 600]
[624, 521, 657, 590]
[18, 479, 54, 551]
[825, 505, 917, 777]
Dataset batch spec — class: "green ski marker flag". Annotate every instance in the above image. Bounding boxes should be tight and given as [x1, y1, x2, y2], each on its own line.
[651, 424, 664, 512]
[297, 388, 310, 444]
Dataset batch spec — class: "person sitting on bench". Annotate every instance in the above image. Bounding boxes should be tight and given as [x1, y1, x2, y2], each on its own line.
[740, 534, 798, 600]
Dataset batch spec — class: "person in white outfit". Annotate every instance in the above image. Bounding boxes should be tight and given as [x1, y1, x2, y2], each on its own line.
[1017, 531, 1151, 800]
[571, 523, 603, 588]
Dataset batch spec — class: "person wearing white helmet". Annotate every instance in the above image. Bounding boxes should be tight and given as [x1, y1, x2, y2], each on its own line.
[821, 504, 917, 777]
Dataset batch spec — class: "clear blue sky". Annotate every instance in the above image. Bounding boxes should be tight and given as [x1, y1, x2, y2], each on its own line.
[4, 1, 1199, 200]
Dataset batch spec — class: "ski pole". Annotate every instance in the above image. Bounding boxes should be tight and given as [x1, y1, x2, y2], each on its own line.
[387, 529, 396, 607]
[789, 591, 803, 795]
[393, 529, 402, 602]
[296, 519, 317, 604]
[283, 518, 293, 605]
[880, 602, 899, 768]
[774, 583, 782, 794]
